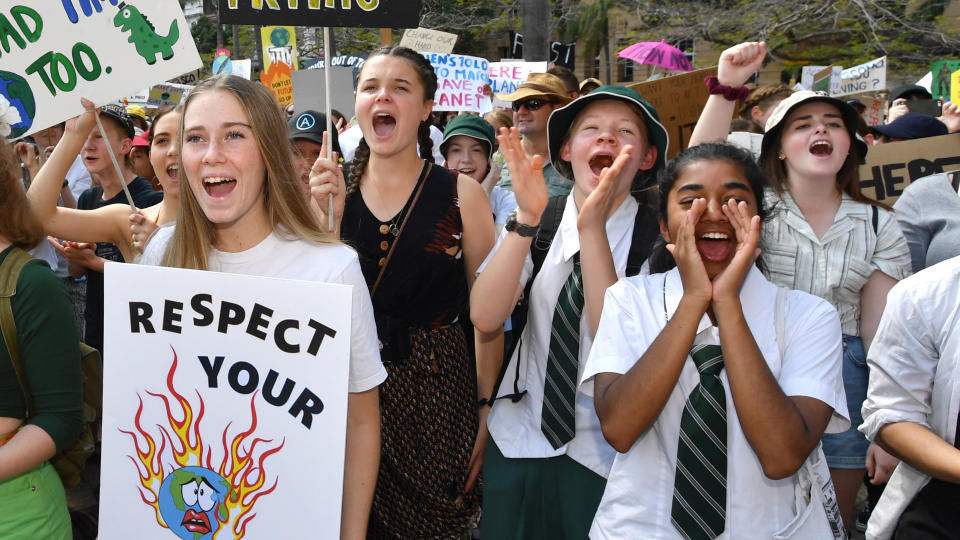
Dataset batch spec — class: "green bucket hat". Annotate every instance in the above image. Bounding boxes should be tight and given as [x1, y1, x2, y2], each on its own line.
[440, 114, 496, 159]
[547, 85, 669, 186]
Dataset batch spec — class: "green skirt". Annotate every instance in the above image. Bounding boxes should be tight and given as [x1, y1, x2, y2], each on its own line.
[481, 437, 606, 540]
[0, 461, 71, 540]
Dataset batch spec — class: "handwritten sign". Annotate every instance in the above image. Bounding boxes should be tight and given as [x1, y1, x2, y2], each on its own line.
[101, 263, 352, 539]
[147, 82, 193, 107]
[261, 26, 298, 71]
[400, 27, 457, 54]
[218, 0, 421, 28]
[859, 133, 960, 204]
[629, 67, 717, 159]
[488, 60, 548, 95]
[170, 69, 201, 85]
[260, 61, 294, 106]
[800, 65, 827, 90]
[509, 32, 576, 70]
[864, 97, 886, 126]
[421, 52, 492, 113]
[813, 66, 842, 95]
[0, 1, 201, 139]
[834, 57, 886, 96]
[305, 54, 368, 71]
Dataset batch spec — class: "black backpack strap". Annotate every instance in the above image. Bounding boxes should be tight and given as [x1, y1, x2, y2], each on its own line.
[625, 198, 661, 277]
[871, 204, 878, 235]
[483, 195, 567, 405]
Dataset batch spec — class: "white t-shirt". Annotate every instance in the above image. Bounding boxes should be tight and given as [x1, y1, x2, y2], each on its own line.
[479, 194, 639, 478]
[582, 266, 849, 540]
[142, 226, 386, 393]
[489, 185, 517, 228]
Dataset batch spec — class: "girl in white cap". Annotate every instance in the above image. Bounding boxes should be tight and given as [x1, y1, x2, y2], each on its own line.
[690, 42, 912, 533]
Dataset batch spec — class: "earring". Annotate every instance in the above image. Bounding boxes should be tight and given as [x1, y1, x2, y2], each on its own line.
[778, 153, 785, 160]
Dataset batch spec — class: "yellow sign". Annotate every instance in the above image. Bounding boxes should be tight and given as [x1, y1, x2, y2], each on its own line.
[952, 69, 960, 105]
[261, 26, 298, 71]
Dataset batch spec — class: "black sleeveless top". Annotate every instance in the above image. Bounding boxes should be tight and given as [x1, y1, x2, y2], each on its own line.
[341, 162, 468, 362]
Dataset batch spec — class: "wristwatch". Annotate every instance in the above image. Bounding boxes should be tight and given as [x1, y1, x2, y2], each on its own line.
[505, 211, 539, 237]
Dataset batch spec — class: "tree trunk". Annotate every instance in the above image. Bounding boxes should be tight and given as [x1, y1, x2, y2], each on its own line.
[522, 0, 549, 62]
[232, 25, 239, 56]
[254, 26, 263, 73]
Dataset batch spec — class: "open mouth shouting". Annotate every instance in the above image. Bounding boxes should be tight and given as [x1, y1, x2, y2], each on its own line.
[372, 112, 396, 139]
[166, 164, 179, 183]
[588, 152, 615, 177]
[203, 176, 236, 198]
[696, 230, 733, 262]
[809, 140, 833, 156]
[181, 509, 211, 535]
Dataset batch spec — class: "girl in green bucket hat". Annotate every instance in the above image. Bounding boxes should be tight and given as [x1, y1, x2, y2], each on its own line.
[469, 85, 667, 538]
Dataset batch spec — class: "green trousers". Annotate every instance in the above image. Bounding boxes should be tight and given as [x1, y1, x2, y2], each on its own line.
[481, 437, 606, 540]
[0, 461, 71, 540]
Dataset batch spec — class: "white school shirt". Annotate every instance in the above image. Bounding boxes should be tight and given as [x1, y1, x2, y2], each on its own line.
[859, 256, 960, 540]
[481, 194, 639, 478]
[141, 226, 387, 394]
[582, 266, 849, 539]
[762, 190, 911, 336]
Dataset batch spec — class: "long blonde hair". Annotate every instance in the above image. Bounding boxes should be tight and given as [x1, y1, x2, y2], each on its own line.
[162, 75, 337, 269]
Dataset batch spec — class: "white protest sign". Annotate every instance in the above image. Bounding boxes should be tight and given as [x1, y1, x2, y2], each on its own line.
[400, 27, 457, 54]
[231, 58, 252, 80]
[421, 52, 492, 113]
[834, 56, 886, 96]
[101, 263, 352, 540]
[0, 2, 201, 140]
[488, 60, 548, 97]
[800, 66, 828, 90]
[124, 88, 151, 107]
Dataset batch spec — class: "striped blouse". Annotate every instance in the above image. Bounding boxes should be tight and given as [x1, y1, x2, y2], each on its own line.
[761, 190, 912, 336]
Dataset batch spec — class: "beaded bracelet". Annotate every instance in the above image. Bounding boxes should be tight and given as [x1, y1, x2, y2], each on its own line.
[705, 76, 751, 103]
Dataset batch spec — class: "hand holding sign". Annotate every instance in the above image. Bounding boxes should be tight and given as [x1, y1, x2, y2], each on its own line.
[309, 131, 346, 234]
[63, 97, 98, 139]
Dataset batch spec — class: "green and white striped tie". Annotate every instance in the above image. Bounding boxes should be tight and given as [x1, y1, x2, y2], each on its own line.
[671, 344, 727, 540]
[540, 253, 582, 449]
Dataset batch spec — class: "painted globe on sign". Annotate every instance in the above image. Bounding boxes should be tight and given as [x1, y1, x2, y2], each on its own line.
[0, 70, 35, 139]
[270, 27, 290, 48]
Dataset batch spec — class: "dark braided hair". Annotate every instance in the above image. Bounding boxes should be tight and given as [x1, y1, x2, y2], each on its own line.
[648, 142, 772, 274]
[345, 46, 439, 201]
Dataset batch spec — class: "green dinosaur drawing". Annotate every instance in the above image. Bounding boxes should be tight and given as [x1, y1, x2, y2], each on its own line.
[113, 3, 179, 65]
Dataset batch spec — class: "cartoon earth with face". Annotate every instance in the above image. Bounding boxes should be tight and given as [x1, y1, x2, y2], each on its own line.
[158, 466, 231, 540]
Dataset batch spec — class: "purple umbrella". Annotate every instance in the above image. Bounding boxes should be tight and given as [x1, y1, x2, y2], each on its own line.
[617, 40, 693, 72]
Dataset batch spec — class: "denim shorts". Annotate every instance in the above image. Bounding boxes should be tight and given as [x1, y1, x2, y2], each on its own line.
[822, 334, 870, 468]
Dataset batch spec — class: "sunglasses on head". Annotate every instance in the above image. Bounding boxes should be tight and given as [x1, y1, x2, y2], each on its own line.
[512, 98, 553, 112]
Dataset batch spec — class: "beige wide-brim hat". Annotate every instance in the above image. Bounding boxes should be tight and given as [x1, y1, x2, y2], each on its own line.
[495, 72, 573, 104]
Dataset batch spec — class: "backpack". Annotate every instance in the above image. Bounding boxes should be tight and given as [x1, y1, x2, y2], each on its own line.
[0, 246, 103, 489]
[486, 193, 660, 404]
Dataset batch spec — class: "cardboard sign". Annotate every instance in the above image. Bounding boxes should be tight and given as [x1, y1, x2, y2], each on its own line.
[261, 26, 298, 71]
[147, 82, 193, 107]
[421, 52, 492, 113]
[400, 27, 457, 54]
[170, 69, 201, 85]
[835, 57, 886, 96]
[101, 263, 352, 539]
[629, 67, 717, 159]
[930, 59, 960, 100]
[305, 54, 368, 71]
[231, 58, 252, 80]
[260, 61, 294, 106]
[859, 133, 960, 204]
[0, 1, 201, 139]
[864, 97, 886, 126]
[218, 0, 421, 28]
[291, 67, 356, 119]
[488, 60, 548, 96]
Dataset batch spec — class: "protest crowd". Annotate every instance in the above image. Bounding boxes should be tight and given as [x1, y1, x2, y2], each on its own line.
[3, 4, 960, 540]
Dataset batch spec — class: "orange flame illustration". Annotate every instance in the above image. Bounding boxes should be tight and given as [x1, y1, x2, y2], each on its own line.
[119, 347, 285, 538]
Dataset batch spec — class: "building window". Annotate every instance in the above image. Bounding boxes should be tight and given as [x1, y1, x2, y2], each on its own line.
[617, 39, 634, 82]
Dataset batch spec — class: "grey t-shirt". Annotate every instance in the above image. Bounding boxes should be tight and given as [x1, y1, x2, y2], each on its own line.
[893, 173, 960, 272]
